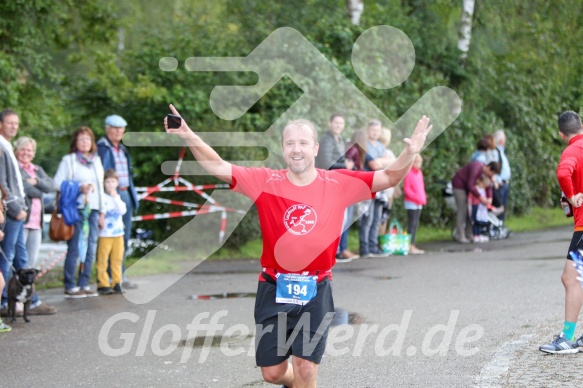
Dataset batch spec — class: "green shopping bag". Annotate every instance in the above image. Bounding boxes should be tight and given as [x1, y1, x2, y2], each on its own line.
[379, 219, 411, 255]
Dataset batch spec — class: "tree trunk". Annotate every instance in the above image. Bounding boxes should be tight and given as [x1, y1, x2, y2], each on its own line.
[117, 28, 125, 54]
[346, 0, 364, 25]
[457, 0, 475, 61]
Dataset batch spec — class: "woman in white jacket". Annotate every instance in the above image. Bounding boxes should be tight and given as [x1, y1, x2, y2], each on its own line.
[53, 126, 105, 298]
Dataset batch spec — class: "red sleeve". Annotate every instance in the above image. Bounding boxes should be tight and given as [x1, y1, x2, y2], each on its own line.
[335, 169, 376, 201]
[557, 153, 577, 198]
[229, 165, 268, 200]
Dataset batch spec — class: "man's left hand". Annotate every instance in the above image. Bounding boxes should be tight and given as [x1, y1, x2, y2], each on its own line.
[403, 116, 432, 155]
[570, 193, 583, 208]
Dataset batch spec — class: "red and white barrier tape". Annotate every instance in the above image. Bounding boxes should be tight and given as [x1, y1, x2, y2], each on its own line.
[36, 251, 67, 279]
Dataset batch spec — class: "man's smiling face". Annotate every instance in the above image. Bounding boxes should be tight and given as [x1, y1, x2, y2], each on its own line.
[282, 122, 319, 175]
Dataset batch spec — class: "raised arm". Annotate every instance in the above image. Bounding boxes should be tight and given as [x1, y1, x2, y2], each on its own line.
[164, 104, 233, 184]
[371, 116, 432, 192]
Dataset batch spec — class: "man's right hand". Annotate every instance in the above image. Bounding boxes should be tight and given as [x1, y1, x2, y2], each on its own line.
[15, 210, 27, 220]
[165, 104, 196, 142]
[164, 104, 233, 184]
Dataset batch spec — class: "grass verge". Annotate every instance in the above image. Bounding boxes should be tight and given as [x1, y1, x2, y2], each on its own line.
[210, 206, 573, 258]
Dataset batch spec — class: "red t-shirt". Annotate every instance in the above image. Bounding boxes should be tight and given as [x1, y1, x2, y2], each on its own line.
[230, 166, 375, 281]
[557, 133, 583, 229]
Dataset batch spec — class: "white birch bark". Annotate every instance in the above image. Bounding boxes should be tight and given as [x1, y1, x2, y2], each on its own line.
[346, 0, 364, 25]
[458, 0, 475, 60]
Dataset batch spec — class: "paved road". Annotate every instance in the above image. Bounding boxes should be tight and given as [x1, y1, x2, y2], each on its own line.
[1, 226, 581, 387]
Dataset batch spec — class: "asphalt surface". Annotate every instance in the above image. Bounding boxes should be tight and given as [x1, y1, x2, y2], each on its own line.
[1, 226, 582, 387]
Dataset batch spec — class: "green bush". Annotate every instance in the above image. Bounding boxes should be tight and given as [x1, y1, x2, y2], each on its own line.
[2, 0, 581, 251]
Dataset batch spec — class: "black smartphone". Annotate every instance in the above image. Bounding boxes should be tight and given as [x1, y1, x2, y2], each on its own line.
[167, 114, 182, 129]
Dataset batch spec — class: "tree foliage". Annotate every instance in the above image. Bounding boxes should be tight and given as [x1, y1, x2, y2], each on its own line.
[1, 0, 582, 252]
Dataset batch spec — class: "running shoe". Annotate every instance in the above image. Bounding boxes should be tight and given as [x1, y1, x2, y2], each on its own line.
[0, 319, 11, 333]
[98, 287, 114, 295]
[539, 333, 580, 354]
[335, 253, 352, 263]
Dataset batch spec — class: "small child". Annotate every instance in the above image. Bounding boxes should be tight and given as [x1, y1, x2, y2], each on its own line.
[469, 175, 492, 243]
[96, 169, 127, 295]
[403, 155, 426, 254]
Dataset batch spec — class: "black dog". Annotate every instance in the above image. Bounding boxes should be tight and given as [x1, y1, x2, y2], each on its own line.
[7, 268, 38, 323]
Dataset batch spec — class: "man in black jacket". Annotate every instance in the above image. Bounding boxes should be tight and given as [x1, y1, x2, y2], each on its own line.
[315, 114, 357, 261]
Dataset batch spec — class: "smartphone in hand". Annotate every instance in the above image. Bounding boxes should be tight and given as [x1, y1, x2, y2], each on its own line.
[167, 114, 182, 129]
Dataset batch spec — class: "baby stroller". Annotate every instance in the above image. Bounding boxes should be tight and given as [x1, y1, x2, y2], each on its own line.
[442, 180, 510, 240]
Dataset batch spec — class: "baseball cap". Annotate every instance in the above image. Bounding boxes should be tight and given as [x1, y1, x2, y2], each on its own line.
[105, 115, 127, 127]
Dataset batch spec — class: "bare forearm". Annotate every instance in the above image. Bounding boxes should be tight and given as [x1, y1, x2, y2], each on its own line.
[165, 104, 232, 183]
[372, 150, 416, 192]
[385, 150, 416, 185]
[185, 134, 232, 183]
[372, 115, 432, 193]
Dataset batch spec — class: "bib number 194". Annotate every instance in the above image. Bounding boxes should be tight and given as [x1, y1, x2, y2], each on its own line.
[275, 274, 317, 305]
[287, 283, 308, 297]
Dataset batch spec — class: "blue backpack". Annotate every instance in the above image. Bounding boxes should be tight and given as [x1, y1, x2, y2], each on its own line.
[59, 180, 80, 226]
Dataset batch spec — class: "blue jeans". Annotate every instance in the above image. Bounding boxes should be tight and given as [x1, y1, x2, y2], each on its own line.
[0, 217, 38, 306]
[358, 199, 383, 255]
[64, 209, 99, 290]
[494, 183, 510, 221]
[338, 205, 354, 253]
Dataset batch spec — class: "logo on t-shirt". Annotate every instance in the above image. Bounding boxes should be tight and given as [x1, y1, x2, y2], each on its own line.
[283, 204, 317, 235]
[266, 172, 285, 183]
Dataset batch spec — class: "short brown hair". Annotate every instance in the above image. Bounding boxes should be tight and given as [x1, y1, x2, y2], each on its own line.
[476, 134, 495, 151]
[70, 126, 97, 153]
[329, 113, 344, 122]
[282, 119, 318, 144]
[104, 169, 118, 181]
[486, 161, 500, 174]
[477, 174, 491, 186]
[0, 109, 17, 123]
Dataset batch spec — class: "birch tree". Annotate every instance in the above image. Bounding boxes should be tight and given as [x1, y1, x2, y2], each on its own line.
[346, 0, 364, 25]
[458, 0, 475, 61]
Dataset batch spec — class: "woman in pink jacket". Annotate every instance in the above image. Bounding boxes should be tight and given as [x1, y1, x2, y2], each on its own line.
[403, 155, 426, 254]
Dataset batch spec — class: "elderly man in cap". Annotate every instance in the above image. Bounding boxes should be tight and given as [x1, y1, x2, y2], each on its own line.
[97, 114, 139, 289]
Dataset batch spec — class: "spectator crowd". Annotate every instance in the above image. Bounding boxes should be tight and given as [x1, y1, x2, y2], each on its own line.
[0, 110, 138, 332]
[0, 108, 512, 333]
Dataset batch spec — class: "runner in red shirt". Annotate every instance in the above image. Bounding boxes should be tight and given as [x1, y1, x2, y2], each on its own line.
[165, 105, 432, 387]
[540, 111, 583, 354]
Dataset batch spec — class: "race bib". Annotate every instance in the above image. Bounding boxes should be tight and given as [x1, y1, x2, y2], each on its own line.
[275, 274, 317, 305]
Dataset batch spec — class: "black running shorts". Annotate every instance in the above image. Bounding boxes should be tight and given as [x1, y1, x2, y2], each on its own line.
[254, 275, 334, 367]
[567, 231, 583, 260]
